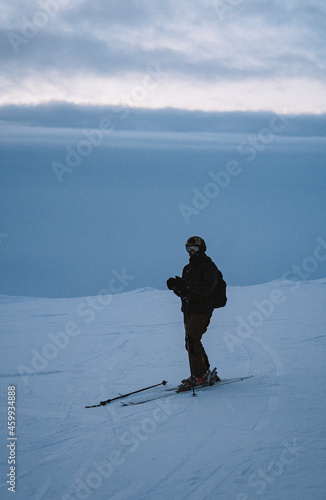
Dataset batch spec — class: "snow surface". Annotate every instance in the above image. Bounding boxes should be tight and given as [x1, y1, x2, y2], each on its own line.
[0, 279, 325, 499]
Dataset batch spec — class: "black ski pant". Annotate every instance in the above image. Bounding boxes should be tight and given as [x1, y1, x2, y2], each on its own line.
[183, 312, 211, 377]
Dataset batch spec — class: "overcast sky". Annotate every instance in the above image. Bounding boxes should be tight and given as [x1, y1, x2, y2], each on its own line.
[1, 0, 326, 112]
[1, 1, 326, 298]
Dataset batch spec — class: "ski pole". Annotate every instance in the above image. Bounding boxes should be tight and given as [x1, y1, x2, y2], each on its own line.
[85, 380, 167, 408]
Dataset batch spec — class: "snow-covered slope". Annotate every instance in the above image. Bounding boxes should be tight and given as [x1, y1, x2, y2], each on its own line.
[0, 280, 325, 500]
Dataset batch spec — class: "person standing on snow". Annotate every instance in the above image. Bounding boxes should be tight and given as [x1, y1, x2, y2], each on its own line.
[167, 236, 222, 388]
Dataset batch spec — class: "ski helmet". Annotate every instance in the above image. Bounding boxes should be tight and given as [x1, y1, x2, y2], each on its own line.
[185, 236, 206, 253]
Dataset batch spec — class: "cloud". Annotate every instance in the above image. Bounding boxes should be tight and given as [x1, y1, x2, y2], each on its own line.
[1, 114, 325, 297]
[0, 101, 325, 297]
[1, 0, 325, 111]
[1, 103, 326, 136]
[3, 1, 325, 78]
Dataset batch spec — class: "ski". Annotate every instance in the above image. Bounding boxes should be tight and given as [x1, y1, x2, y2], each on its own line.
[120, 382, 213, 406]
[85, 380, 167, 408]
[120, 375, 253, 406]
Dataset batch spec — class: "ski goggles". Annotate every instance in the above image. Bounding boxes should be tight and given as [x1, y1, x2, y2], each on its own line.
[186, 245, 200, 253]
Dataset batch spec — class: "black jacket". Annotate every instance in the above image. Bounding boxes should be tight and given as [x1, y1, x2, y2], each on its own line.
[177, 253, 219, 316]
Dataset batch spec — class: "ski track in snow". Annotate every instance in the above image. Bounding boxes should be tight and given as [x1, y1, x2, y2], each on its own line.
[0, 279, 326, 499]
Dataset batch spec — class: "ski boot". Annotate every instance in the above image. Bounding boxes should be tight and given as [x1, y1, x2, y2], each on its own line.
[180, 369, 212, 389]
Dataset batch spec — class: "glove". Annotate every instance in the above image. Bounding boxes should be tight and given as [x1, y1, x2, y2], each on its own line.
[167, 276, 186, 294]
[166, 277, 177, 290]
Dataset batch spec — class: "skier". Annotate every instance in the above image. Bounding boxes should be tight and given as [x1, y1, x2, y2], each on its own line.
[167, 236, 221, 388]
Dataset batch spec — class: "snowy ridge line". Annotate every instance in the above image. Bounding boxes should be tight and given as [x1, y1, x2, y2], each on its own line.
[1, 277, 325, 303]
[0, 295, 47, 304]
[120, 376, 254, 406]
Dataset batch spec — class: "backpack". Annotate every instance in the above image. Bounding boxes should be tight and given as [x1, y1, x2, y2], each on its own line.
[214, 269, 227, 308]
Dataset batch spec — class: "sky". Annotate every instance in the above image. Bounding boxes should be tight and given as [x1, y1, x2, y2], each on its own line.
[1, 0, 326, 113]
[0, 0, 326, 297]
